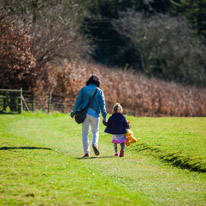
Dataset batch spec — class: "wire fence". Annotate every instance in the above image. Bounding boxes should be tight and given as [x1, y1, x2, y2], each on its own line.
[22, 91, 136, 116]
[22, 91, 75, 113]
[0, 89, 139, 116]
[22, 91, 115, 115]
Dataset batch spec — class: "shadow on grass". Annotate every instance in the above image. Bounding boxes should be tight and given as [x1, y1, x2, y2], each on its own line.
[133, 143, 206, 173]
[76, 155, 114, 160]
[0, 111, 20, 115]
[0, 146, 52, 150]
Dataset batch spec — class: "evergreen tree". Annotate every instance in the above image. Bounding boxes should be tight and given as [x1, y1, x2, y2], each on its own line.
[170, 0, 206, 39]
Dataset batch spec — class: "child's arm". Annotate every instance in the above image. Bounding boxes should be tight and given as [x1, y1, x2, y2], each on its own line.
[103, 119, 108, 126]
[123, 118, 130, 129]
[103, 117, 111, 126]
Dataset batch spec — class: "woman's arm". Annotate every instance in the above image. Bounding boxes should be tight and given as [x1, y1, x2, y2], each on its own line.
[71, 88, 83, 116]
[99, 90, 107, 120]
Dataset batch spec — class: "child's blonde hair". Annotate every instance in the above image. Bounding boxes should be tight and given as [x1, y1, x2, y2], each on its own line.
[112, 103, 123, 113]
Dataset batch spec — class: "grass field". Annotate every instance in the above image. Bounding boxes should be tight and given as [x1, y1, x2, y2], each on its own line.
[0, 112, 206, 205]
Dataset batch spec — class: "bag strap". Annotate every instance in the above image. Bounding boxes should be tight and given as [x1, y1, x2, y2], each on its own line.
[85, 88, 98, 109]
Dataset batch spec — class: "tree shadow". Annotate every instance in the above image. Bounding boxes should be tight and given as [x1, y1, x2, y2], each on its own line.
[0, 112, 20, 115]
[0, 146, 52, 150]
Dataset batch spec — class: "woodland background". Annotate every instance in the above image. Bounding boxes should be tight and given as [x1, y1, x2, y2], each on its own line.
[0, 0, 206, 116]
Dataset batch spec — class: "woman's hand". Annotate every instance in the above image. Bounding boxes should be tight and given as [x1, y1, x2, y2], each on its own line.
[70, 112, 75, 118]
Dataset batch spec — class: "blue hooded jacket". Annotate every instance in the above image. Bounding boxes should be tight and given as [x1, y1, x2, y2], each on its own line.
[103, 113, 130, 134]
[71, 84, 107, 119]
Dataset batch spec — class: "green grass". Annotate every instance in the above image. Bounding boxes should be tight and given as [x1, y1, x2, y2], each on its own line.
[128, 117, 206, 172]
[0, 112, 206, 205]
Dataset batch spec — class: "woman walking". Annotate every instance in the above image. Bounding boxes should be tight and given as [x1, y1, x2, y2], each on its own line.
[71, 75, 107, 158]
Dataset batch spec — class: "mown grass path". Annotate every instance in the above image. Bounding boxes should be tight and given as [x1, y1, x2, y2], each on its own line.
[0, 113, 206, 205]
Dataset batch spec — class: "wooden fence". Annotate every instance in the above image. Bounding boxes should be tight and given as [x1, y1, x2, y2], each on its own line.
[0, 89, 74, 114]
[0, 89, 23, 114]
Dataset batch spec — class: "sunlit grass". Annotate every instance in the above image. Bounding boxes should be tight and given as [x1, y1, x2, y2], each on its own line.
[0, 112, 206, 205]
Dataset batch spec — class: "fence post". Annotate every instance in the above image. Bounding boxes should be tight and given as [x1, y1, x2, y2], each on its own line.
[32, 94, 35, 112]
[18, 88, 22, 114]
[48, 93, 52, 113]
[64, 98, 66, 113]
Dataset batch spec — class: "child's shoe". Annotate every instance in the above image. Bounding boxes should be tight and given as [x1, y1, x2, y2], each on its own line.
[114, 153, 118, 156]
[119, 150, 124, 157]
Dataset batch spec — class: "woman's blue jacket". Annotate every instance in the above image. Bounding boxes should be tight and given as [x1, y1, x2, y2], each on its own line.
[71, 84, 107, 119]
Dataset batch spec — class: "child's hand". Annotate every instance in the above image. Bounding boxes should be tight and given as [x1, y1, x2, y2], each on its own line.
[103, 119, 107, 126]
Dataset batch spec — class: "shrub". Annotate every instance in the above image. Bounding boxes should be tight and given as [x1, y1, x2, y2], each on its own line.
[63, 61, 206, 117]
[0, 15, 36, 89]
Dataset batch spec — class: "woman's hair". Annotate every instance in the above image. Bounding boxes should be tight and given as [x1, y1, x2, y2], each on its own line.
[112, 103, 123, 113]
[86, 75, 100, 87]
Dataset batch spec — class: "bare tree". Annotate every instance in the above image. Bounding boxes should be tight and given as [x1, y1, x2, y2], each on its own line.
[112, 11, 206, 87]
[0, 0, 93, 93]
[1, 0, 93, 66]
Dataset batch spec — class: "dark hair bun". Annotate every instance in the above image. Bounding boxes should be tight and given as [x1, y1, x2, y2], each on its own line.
[86, 75, 100, 87]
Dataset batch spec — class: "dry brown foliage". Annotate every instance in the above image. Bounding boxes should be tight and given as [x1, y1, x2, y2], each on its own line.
[1, 16, 205, 116]
[59, 61, 206, 116]
[0, 16, 36, 89]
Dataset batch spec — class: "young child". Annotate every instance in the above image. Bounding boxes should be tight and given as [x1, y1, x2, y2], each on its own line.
[103, 103, 130, 157]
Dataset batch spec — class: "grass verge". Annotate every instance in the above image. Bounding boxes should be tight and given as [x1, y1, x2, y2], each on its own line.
[127, 116, 206, 172]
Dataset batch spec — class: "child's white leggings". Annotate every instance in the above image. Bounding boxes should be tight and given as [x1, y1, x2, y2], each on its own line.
[82, 114, 100, 154]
